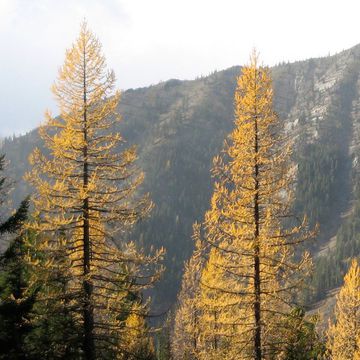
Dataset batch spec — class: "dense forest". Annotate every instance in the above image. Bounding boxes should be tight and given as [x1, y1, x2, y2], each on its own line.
[3, 22, 360, 359]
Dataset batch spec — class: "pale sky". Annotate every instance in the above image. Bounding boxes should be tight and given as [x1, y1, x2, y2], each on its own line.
[1, 0, 360, 136]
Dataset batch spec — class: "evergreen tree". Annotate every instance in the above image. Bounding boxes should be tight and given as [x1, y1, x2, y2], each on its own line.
[0, 154, 31, 359]
[156, 315, 172, 360]
[24, 232, 83, 359]
[327, 259, 360, 359]
[0, 234, 36, 360]
[277, 308, 325, 360]
[26, 22, 163, 359]
[192, 52, 313, 359]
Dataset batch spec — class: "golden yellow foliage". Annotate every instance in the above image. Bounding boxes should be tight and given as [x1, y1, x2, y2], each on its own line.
[122, 304, 155, 359]
[172, 224, 204, 359]
[327, 259, 360, 359]
[26, 22, 163, 358]
[197, 248, 235, 360]
[193, 51, 313, 359]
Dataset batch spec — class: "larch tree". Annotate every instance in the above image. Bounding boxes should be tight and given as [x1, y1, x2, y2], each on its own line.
[194, 51, 313, 359]
[197, 247, 233, 359]
[122, 304, 156, 360]
[172, 224, 203, 360]
[26, 22, 163, 359]
[327, 259, 360, 359]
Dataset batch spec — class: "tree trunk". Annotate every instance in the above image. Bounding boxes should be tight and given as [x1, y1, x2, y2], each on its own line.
[253, 68, 262, 360]
[82, 46, 95, 360]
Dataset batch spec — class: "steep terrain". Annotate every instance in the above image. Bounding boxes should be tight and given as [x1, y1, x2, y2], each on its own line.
[3, 45, 360, 313]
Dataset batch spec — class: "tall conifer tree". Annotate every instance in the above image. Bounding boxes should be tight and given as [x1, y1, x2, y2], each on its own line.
[26, 22, 163, 359]
[193, 52, 313, 359]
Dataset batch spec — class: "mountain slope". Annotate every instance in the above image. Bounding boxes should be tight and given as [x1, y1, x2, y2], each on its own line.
[3, 45, 360, 311]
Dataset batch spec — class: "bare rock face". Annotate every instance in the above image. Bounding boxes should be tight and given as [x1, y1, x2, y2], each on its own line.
[3, 45, 360, 313]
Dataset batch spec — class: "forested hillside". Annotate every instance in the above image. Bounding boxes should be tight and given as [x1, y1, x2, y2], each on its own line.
[3, 44, 360, 311]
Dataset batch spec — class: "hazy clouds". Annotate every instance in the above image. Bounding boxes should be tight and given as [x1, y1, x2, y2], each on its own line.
[1, 0, 360, 136]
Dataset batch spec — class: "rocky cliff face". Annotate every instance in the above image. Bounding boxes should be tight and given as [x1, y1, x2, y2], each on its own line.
[3, 45, 360, 312]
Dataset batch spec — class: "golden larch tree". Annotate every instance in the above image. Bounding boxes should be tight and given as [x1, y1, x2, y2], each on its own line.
[122, 304, 156, 359]
[172, 224, 203, 360]
[197, 247, 235, 359]
[194, 51, 313, 359]
[327, 259, 360, 359]
[26, 22, 163, 359]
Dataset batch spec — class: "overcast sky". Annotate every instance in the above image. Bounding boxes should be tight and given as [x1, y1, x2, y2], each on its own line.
[1, 0, 360, 136]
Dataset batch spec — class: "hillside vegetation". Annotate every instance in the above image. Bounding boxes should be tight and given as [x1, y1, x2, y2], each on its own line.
[3, 45, 360, 310]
